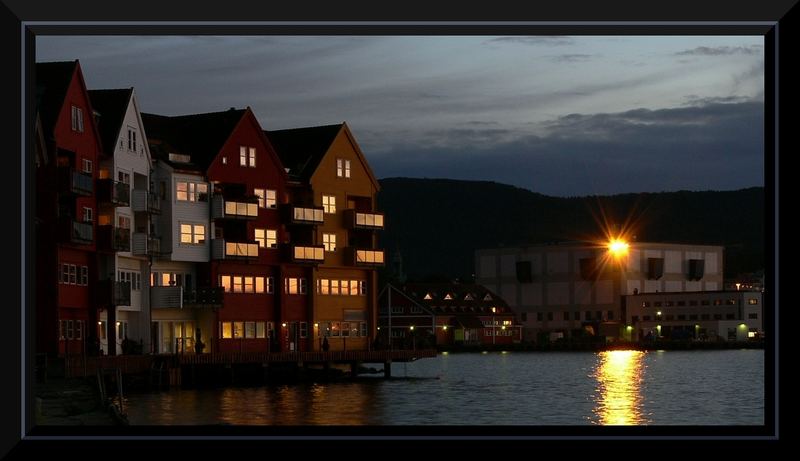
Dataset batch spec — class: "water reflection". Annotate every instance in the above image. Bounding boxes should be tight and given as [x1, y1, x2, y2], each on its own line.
[592, 350, 647, 425]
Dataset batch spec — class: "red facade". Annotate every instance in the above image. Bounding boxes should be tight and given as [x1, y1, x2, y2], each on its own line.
[36, 61, 104, 356]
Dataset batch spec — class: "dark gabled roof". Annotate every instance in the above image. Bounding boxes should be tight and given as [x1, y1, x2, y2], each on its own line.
[88, 88, 132, 155]
[401, 282, 511, 311]
[35, 61, 78, 136]
[264, 124, 343, 180]
[141, 108, 247, 171]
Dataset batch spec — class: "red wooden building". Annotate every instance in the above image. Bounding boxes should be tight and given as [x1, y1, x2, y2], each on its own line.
[35, 61, 104, 356]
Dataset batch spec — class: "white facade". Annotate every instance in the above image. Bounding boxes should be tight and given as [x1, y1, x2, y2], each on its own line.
[475, 242, 725, 342]
[153, 162, 211, 263]
[96, 89, 154, 355]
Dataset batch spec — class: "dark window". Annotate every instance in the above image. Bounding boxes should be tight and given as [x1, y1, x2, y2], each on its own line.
[579, 257, 598, 280]
[665, 301, 674, 307]
[748, 313, 758, 319]
[677, 314, 686, 320]
[677, 301, 686, 306]
[546, 312, 553, 321]
[687, 259, 705, 280]
[714, 314, 722, 320]
[643, 301, 650, 308]
[536, 312, 543, 321]
[607, 311, 614, 320]
[665, 315, 674, 320]
[654, 302, 662, 307]
[647, 258, 664, 280]
[701, 314, 710, 320]
[689, 314, 698, 320]
[521, 312, 527, 322]
[701, 300, 710, 306]
[643, 315, 651, 321]
[595, 311, 602, 321]
[632, 315, 639, 322]
[689, 300, 698, 306]
[725, 313, 735, 320]
[515, 261, 533, 283]
[585, 311, 592, 320]
[574, 311, 580, 321]
[563, 312, 569, 321]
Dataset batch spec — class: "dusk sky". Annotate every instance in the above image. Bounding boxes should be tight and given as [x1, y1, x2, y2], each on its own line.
[36, 35, 764, 197]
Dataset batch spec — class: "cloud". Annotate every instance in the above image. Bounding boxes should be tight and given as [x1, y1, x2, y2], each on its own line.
[548, 54, 592, 63]
[370, 100, 764, 196]
[675, 45, 762, 56]
[487, 36, 574, 46]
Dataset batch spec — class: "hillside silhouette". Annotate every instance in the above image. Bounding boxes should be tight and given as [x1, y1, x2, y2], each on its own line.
[377, 177, 764, 282]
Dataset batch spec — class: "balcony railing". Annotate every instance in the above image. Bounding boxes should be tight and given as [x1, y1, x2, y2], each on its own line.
[212, 239, 259, 260]
[212, 195, 259, 220]
[344, 209, 385, 230]
[284, 205, 325, 225]
[59, 169, 93, 196]
[346, 247, 385, 266]
[151, 286, 183, 309]
[184, 287, 224, 307]
[96, 280, 131, 306]
[288, 245, 325, 263]
[132, 233, 162, 256]
[60, 218, 93, 244]
[97, 179, 130, 206]
[97, 225, 130, 252]
[131, 189, 161, 214]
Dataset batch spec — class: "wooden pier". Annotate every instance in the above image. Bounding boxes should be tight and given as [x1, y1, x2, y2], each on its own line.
[61, 349, 437, 382]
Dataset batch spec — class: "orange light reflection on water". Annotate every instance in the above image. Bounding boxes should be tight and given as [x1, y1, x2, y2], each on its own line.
[593, 350, 646, 425]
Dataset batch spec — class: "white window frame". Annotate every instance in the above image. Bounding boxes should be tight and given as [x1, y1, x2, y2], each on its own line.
[82, 158, 93, 174]
[71, 105, 84, 132]
[323, 233, 336, 252]
[179, 223, 206, 245]
[80, 266, 88, 286]
[82, 207, 93, 223]
[249, 147, 256, 167]
[322, 195, 336, 214]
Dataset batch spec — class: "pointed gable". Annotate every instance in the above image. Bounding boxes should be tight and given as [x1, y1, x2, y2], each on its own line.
[88, 88, 133, 155]
[264, 124, 343, 181]
[35, 61, 77, 136]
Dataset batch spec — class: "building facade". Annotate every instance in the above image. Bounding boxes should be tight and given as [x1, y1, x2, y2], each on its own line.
[35, 61, 103, 357]
[622, 290, 762, 342]
[266, 124, 383, 352]
[88, 88, 154, 355]
[377, 283, 522, 348]
[475, 242, 725, 343]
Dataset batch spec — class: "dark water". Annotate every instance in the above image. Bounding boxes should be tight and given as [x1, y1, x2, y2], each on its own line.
[125, 350, 764, 425]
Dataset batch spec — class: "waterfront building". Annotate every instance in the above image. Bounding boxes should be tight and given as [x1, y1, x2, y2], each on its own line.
[266, 124, 383, 351]
[377, 282, 522, 348]
[142, 108, 286, 353]
[35, 61, 103, 357]
[622, 290, 762, 342]
[88, 88, 155, 355]
[475, 241, 725, 343]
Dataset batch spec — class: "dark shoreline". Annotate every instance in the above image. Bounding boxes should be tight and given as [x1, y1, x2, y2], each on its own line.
[434, 340, 765, 353]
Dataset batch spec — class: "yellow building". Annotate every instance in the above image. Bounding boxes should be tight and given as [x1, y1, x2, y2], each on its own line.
[266, 123, 384, 351]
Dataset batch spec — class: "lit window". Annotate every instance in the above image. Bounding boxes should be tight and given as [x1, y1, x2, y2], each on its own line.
[358, 280, 367, 295]
[220, 275, 231, 292]
[424, 293, 433, 300]
[180, 223, 205, 244]
[748, 298, 759, 305]
[266, 229, 277, 248]
[240, 146, 247, 166]
[245, 322, 256, 338]
[222, 156, 227, 164]
[331, 279, 340, 295]
[323, 233, 336, 252]
[221, 322, 232, 338]
[255, 229, 265, 248]
[255, 277, 265, 293]
[319, 279, 330, 295]
[256, 322, 266, 338]
[243, 276, 254, 293]
[444, 293, 453, 300]
[249, 147, 256, 167]
[232, 276, 243, 293]
[336, 158, 351, 178]
[177, 181, 208, 202]
[233, 322, 244, 339]
[322, 195, 336, 214]
[286, 277, 307, 295]
[254, 188, 276, 208]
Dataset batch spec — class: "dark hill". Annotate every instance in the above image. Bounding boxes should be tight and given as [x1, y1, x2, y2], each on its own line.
[376, 177, 764, 281]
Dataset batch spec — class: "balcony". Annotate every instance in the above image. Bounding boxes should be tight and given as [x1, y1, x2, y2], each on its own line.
[96, 280, 131, 306]
[283, 205, 325, 225]
[131, 189, 161, 214]
[211, 195, 258, 220]
[97, 179, 130, 207]
[286, 244, 325, 263]
[151, 286, 183, 309]
[59, 218, 93, 245]
[59, 168, 93, 196]
[132, 233, 162, 256]
[97, 225, 131, 252]
[184, 287, 224, 308]
[344, 209, 384, 230]
[346, 247, 385, 267]
[212, 239, 259, 260]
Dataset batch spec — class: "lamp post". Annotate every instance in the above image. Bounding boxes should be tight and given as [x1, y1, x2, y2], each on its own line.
[410, 325, 415, 351]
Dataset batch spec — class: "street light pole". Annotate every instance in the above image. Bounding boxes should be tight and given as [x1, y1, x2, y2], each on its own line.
[491, 307, 496, 345]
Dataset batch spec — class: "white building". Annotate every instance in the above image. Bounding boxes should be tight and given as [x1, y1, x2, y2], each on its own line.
[475, 241, 725, 343]
[89, 88, 155, 355]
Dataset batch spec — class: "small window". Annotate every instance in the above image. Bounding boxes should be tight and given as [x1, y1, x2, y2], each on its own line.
[336, 158, 351, 178]
[300, 322, 308, 338]
[536, 312, 543, 321]
[748, 313, 758, 319]
[222, 156, 227, 164]
[443, 293, 453, 300]
[521, 312, 527, 322]
[423, 293, 433, 300]
[71, 105, 84, 132]
[82, 207, 93, 223]
[82, 158, 93, 174]
[748, 298, 759, 305]
[322, 195, 336, 214]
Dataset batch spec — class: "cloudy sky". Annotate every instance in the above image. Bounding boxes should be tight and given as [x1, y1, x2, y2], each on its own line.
[36, 35, 764, 197]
